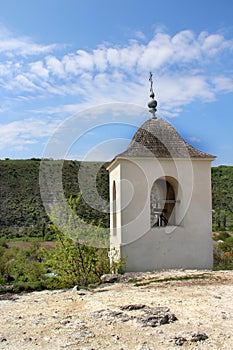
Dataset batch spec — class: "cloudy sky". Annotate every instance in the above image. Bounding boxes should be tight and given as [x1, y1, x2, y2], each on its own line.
[0, 0, 232, 165]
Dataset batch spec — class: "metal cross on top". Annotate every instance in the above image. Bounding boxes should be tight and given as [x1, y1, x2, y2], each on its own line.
[149, 71, 154, 98]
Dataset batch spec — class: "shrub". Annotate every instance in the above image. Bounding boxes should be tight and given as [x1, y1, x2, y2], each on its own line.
[13, 281, 46, 292]
[214, 240, 233, 270]
[213, 231, 230, 241]
[43, 234, 111, 288]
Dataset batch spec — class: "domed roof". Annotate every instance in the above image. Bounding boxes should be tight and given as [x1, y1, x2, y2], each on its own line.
[117, 117, 214, 159]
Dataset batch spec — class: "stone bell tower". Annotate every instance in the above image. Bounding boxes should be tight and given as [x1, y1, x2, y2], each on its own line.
[108, 73, 215, 271]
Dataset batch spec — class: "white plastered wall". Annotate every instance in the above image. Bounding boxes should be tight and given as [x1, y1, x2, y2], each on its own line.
[109, 157, 213, 271]
[109, 162, 122, 258]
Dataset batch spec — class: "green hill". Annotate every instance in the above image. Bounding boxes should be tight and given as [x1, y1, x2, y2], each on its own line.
[212, 165, 233, 231]
[0, 159, 109, 240]
[0, 160, 232, 240]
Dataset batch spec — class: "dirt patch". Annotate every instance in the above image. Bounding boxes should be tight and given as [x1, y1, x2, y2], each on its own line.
[0, 270, 232, 349]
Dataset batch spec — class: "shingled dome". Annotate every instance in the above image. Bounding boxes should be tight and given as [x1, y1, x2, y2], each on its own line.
[117, 117, 214, 159]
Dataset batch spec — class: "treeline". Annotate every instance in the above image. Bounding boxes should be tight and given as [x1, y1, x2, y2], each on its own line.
[212, 165, 233, 231]
[0, 159, 109, 240]
[0, 160, 232, 240]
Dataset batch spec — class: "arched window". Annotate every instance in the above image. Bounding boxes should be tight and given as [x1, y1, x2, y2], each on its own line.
[150, 177, 177, 227]
[112, 181, 117, 235]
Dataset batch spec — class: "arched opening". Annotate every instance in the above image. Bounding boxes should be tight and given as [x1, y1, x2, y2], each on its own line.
[150, 177, 178, 227]
[112, 181, 117, 235]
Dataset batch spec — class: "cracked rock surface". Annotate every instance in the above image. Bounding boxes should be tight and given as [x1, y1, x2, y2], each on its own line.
[0, 270, 232, 349]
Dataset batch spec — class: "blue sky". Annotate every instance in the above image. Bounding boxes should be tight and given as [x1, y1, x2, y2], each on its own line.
[0, 0, 233, 165]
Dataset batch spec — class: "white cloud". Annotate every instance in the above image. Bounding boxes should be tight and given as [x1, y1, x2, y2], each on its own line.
[106, 48, 120, 67]
[61, 50, 94, 75]
[0, 27, 233, 120]
[0, 62, 12, 76]
[190, 136, 201, 143]
[134, 31, 146, 41]
[0, 25, 59, 57]
[0, 118, 61, 150]
[0, 25, 232, 157]
[76, 50, 94, 71]
[46, 55, 65, 77]
[93, 48, 107, 71]
[7, 74, 40, 92]
[200, 33, 227, 55]
[212, 76, 233, 93]
[138, 33, 173, 70]
[29, 61, 49, 79]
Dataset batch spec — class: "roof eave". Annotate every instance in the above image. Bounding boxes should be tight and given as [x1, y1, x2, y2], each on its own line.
[107, 155, 216, 170]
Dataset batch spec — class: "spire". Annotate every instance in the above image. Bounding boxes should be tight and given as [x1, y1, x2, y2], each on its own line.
[148, 72, 157, 118]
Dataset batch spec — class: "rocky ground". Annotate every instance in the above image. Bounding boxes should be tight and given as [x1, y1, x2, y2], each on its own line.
[0, 270, 233, 350]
